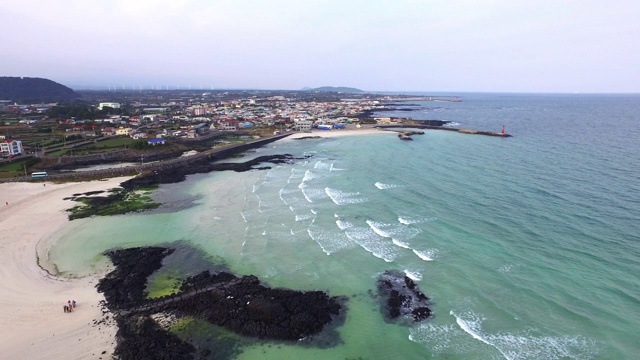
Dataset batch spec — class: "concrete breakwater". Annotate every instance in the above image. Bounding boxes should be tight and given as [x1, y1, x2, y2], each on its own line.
[0, 133, 292, 183]
[376, 124, 512, 137]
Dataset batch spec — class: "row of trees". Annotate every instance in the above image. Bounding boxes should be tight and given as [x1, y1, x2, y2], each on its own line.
[47, 104, 129, 120]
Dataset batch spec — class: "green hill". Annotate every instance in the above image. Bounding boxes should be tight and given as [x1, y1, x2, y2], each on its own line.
[0, 77, 79, 102]
[303, 86, 364, 93]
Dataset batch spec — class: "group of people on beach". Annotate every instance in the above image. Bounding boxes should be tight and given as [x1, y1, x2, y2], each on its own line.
[63, 300, 76, 313]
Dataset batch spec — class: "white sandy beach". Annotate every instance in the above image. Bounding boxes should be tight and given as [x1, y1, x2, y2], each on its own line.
[286, 125, 390, 139]
[0, 177, 131, 360]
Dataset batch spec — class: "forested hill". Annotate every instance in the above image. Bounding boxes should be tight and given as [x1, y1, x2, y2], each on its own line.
[0, 77, 79, 101]
[303, 86, 364, 93]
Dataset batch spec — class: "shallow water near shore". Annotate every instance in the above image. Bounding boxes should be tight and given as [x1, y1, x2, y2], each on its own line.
[48, 94, 640, 359]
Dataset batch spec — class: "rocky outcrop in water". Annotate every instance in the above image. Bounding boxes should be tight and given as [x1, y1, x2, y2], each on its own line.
[377, 270, 432, 322]
[97, 247, 174, 309]
[165, 271, 343, 342]
[96, 246, 345, 359]
[121, 154, 308, 190]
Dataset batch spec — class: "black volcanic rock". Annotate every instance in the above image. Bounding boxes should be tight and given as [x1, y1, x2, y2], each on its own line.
[114, 315, 198, 360]
[97, 246, 345, 358]
[170, 271, 344, 341]
[377, 270, 432, 322]
[97, 247, 174, 309]
[120, 154, 307, 190]
[0, 76, 79, 101]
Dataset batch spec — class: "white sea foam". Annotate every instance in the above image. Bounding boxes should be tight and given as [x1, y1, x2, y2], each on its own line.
[446, 310, 597, 360]
[307, 225, 355, 255]
[366, 220, 422, 245]
[375, 182, 400, 190]
[287, 168, 305, 184]
[302, 169, 317, 182]
[330, 163, 345, 171]
[325, 187, 367, 205]
[295, 213, 314, 222]
[342, 226, 399, 262]
[335, 219, 353, 230]
[398, 216, 418, 225]
[404, 269, 422, 281]
[258, 199, 272, 213]
[278, 188, 298, 206]
[499, 264, 521, 273]
[313, 160, 332, 170]
[366, 220, 392, 238]
[301, 187, 328, 203]
[392, 238, 411, 249]
[413, 249, 434, 261]
[398, 216, 433, 225]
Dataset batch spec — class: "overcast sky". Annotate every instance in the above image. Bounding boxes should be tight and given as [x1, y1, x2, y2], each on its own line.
[2, 0, 639, 92]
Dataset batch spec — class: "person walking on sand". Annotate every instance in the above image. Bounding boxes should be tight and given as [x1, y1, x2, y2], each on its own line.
[72, 300, 76, 308]
[64, 305, 67, 313]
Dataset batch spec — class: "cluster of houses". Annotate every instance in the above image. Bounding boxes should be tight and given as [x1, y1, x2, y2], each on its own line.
[1, 94, 404, 155]
[82, 96, 391, 138]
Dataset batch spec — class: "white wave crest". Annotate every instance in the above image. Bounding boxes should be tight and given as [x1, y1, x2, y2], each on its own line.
[404, 269, 422, 281]
[313, 160, 332, 170]
[325, 187, 367, 206]
[307, 225, 355, 255]
[375, 182, 400, 190]
[446, 310, 598, 360]
[392, 238, 411, 249]
[398, 216, 437, 225]
[301, 187, 328, 203]
[302, 169, 317, 183]
[342, 226, 399, 262]
[413, 249, 434, 261]
[295, 213, 314, 222]
[366, 220, 392, 238]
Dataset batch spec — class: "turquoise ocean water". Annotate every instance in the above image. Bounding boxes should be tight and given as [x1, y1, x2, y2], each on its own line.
[48, 94, 640, 359]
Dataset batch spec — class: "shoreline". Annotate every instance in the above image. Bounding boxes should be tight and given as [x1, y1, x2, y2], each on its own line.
[0, 176, 132, 359]
[0, 128, 386, 357]
[286, 126, 388, 139]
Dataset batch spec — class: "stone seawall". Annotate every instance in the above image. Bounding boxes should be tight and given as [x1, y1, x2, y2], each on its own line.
[375, 124, 512, 137]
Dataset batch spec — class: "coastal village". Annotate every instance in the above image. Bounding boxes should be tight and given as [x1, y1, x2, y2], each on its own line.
[0, 91, 406, 154]
[0, 90, 441, 179]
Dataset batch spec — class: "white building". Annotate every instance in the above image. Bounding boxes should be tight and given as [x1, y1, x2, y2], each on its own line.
[0, 139, 23, 156]
[98, 102, 121, 110]
[294, 119, 313, 132]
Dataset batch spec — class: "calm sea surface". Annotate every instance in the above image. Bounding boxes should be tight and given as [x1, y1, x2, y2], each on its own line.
[48, 94, 640, 359]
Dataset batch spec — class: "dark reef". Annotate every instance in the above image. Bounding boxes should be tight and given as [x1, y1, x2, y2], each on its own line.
[121, 154, 308, 190]
[377, 270, 432, 323]
[97, 247, 174, 309]
[97, 246, 345, 359]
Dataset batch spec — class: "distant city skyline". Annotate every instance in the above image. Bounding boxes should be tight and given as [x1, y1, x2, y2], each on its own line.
[2, 0, 639, 93]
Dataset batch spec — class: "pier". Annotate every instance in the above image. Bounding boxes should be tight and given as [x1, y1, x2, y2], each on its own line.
[376, 124, 512, 137]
